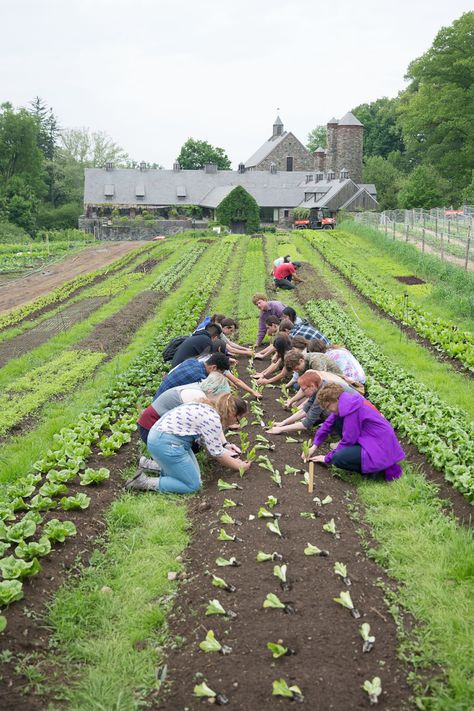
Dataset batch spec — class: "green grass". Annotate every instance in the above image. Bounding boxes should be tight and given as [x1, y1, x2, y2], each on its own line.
[47, 492, 189, 710]
[357, 465, 474, 710]
[236, 237, 267, 343]
[340, 221, 474, 324]
[289, 233, 474, 419]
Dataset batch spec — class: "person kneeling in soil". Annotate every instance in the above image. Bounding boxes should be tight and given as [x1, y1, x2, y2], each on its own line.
[305, 383, 405, 481]
[126, 394, 250, 494]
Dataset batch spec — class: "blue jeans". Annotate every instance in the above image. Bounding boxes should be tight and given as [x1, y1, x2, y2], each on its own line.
[331, 445, 362, 472]
[146, 431, 201, 494]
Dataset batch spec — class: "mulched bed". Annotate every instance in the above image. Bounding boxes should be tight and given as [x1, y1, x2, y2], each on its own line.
[0, 438, 140, 711]
[395, 276, 426, 285]
[152, 360, 414, 710]
[0, 297, 109, 368]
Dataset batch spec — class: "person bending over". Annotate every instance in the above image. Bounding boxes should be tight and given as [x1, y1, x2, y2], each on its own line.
[255, 335, 308, 386]
[267, 370, 356, 435]
[220, 318, 253, 357]
[252, 293, 287, 348]
[273, 261, 304, 290]
[154, 353, 230, 399]
[172, 323, 226, 367]
[309, 340, 366, 385]
[305, 383, 405, 481]
[126, 394, 251, 494]
[254, 316, 281, 360]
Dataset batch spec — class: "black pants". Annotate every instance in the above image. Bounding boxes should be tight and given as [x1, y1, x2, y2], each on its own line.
[331, 445, 362, 472]
[274, 278, 295, 290]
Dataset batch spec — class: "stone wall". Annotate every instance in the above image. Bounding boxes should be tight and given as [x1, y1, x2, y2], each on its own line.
[334, 126, 363, 183]
[256, 133, 315, 172]
[78, 217, 208, 240]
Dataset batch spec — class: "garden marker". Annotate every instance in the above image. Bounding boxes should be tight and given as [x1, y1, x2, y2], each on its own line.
[308, 461, 315, 493]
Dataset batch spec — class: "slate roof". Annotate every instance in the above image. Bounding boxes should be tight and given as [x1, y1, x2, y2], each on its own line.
[338, 111, 363, 127]
[84, 168, 376, 210]
[244, 131, 288, 168]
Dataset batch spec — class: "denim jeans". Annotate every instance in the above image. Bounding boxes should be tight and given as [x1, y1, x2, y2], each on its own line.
[274, 278, 295, 290]
[146, 431, 201, 494]
[331, 445, 362, 472]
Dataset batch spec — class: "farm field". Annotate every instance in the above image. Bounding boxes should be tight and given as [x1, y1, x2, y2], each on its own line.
[0, 229, 473, 711]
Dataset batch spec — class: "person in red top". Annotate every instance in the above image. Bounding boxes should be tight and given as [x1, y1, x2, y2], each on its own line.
[273, 261, 304, 290]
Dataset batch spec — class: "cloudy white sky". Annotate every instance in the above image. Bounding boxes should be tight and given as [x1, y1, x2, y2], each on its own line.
[1, 0, 470, 168]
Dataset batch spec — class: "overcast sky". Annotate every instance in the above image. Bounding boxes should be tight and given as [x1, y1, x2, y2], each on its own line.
[1, 0, 470, 168]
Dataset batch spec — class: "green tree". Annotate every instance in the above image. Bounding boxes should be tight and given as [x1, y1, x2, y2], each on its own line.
[397, 165, 449, 209]
[461, 171, 474, 205]
[306, 126, 327, 151]
[363, 155, 404, 210]
[216, 186, 259, 233]
[176, 138, 231, 170]
[0, 176, 40, 233]
[397, 12, 474, 200]
[29, 97, 61, 205]
[0, 103, 45, 197]
[352, 97, 405, 159]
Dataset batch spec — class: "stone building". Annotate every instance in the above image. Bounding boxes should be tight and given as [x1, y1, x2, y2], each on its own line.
[244, 113, 363, 182]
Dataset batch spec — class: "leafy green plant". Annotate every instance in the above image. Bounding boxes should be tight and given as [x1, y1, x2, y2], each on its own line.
[267, 642, 289, 659]
[304, 543, 329, 556]
[4, 519, 36, 542]
[263, 593, 286, 610]
[0, 579, 23, 605]
[334, 590, 360, 618]
[215, 556, 239, 567]
[28, 495, 55, 511]
[270, 470, 282, 487]
[15, 537, 51, 560]
[284, 465, 301, 476]
[60, 493, 91, 510]
[199, 630, 222, 653]
[334, 561, 351, 585]
[39, 482, 68, 498]
[217, 528, 236, 542]
[266, 519, 282, 537]
[256, 551, 282, 563]
[362, 677, 382, 705]
[205, 599, 227, 616]
[80, 467, 110, 485]
[360, 623, 375, 653]
[222, 498, 238, 508]
[217, 479, 241, 491]
[0, 555, 41, 580]
[323, 518, 337, 535]
[272, 678, 303, 701]
[211, 574, 236, 593]
[266, 495, 278, 508]
[302, 439, 312, 459]
[43, 519, 77, 542]
[219, 512, 236, 525]
[273, 564, 287, 583]
[193, 681, 216, 698]
[300, 511, 316, 520]
[0, 615, 6, 632]
[322, 495, 333, 505]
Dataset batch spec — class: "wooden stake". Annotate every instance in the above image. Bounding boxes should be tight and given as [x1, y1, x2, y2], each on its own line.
[308, 461, 315, 493]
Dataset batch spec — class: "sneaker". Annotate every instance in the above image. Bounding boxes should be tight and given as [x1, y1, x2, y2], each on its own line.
[139, 456, 161, 472]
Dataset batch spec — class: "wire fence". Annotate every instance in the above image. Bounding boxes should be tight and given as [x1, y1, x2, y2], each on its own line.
[354, 206, 473, 270]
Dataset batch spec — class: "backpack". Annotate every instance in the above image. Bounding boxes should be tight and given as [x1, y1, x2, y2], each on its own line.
[162, 336, 188, 362]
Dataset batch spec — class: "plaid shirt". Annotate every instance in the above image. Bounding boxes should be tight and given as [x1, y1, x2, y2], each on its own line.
[290, 322, 331, 344]
[154, 359, 207, 399]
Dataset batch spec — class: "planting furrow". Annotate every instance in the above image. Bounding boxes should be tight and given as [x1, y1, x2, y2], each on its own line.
[301, 231, 474, 373]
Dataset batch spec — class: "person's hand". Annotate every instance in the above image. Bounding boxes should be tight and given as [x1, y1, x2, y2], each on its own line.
[302, 444, 317, 462]
[284, 399, 293, 409]
[252, 390, 263, 399]
[237, 460, 251, 471]
[229, 357, 237, 366]
[266, 426, 283, 434]
[330, 441, 340, 450]
[309, 454, 326, 464]
[258, 378, 270, 385]
[225, 442, 241, 455]
[254, 352, 264, 360]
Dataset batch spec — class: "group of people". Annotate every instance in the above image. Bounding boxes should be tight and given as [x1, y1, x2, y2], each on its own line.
[125, 288, 405, 496]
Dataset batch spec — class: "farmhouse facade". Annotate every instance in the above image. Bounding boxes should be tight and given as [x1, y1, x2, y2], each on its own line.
[82, 113, 377, 235]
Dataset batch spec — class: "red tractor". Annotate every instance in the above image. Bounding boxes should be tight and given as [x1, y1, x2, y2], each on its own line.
[294, 209, 336, 230]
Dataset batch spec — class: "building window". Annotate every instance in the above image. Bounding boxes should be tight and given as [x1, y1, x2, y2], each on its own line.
[284, 210, 289, 218]
[286, 156, 293, 172]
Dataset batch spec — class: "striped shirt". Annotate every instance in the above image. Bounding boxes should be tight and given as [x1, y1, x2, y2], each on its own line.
[152, 402, 224, 456]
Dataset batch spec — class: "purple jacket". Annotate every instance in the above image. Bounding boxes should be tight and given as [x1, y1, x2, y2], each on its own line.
[256, 300, 286, 345]
[313, 392, 405, 480]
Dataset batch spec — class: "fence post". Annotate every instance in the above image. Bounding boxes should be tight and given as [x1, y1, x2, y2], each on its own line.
[465, 223, 472, 270]
[440, 230, 444, 261]
[405, 224, 409, 242]
[447, 219, 451, 243]
[392, 219, 396, 240]
[422, 227, 425, 252]
[435, 216, 438, 238]
[385, 216, 388, 237]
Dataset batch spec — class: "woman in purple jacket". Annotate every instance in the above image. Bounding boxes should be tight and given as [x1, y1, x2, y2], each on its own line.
[305, 383, 405, 481]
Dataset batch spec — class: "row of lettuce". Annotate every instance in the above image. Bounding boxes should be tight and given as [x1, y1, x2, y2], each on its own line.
[301, 232, 474, 373]
[0, 237, 235, 631]
[305, 299, 474, 501]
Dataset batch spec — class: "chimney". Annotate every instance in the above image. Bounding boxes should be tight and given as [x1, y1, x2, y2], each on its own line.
[173, 161, 181, 171]
[305, 174, 313, 183]
[270, 162, 277, 174]
[327, 171, 335, 181]
[204, 164, 218, 174]
[238, 162, 246, 174]
[339, 168, 349, 181]
[315, 172, 324, 183]
[105, 161, 114, 171]
[139, 161, 147, 171]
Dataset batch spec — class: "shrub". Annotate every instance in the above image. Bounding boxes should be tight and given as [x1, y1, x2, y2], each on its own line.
[216, 186, 260, 233]
[0, 220, 31, 243]
[36, 203, 82, 230]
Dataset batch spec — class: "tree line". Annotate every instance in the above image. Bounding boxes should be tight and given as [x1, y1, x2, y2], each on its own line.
[307, 12, 474, 211]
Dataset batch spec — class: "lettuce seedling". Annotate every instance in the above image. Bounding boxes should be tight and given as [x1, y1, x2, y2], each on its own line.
[15, 537, 51, 560]
[211, 574, 236, 593]
[6, 519, 36, 542]
[205, 599, 226, 616]
[362, 677, 382, 704]
[285, 436, 301, 443]
[199, 629, 222, 653]
[80, 467, 110, 485]
[215, 556, 239, 567]
[258, 506, 279, 519]
[239, 417, 248, 428]
[284, 465, 301, 476]
[333, 590, 360, 618]
[219, 512, 236, 525]
[0, 555, 41, 580]
[256, 551, 282, 563]
[0, 614, 6, 632]
[266, 519, 282, 537]
[272, 678, 304, 701]
[222, 498, 239, 508]
[44, 519, 77, 543]
[302, 439, 312, 460]
[217, 479, 241, 491]
[263, 593, 286, 610]
[0, 542, 9, 557]
[257, 455, 274, 472]
[60, 493, 91, 511]
[273, 564, 287, 583]
[39, 482, 67, 498]
[266, 495, 278, 508]
[304, 543, 329, 556]
[217, 528, 237, 542]
[0, 504, 15, 523]
[323, 518, 337, 535]
[270, 470, 282, 487]
[46, 468, 76, 484]
[322, 495, 333, 505]
[193, 681, 216, 698]
[256, 435, 270, 444]
[300, 511, 316, 520]
[0, 579, 23, 605]
[360, 623, 375, 653]
[299, 472, 309, 486]
[267, 642, 289, 658]
[28, 495, 55, 511]
[334, 561, 351, 586]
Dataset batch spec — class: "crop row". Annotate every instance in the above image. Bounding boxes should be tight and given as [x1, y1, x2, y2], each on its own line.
[0, 242, 158, 332]
[0, 239, 234, 630]
[0, 349, 106, 437]
[306, 299, 474, 501]
[236, 237, 266, 342]
[149, 241, 208, 291]
[302, 232, 474, 372]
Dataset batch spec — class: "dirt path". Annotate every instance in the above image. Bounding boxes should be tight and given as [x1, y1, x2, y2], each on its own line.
[0, 241, 145, 314]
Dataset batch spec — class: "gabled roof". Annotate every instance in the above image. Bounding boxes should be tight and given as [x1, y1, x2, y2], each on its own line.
[339, 186, 378, 210]
[297, 179, 357, 208]
[244, 131, 288, 168]
[273, 115, 283, 126]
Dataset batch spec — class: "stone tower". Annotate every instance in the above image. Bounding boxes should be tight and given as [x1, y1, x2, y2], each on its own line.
[331, 112, 363, 183]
